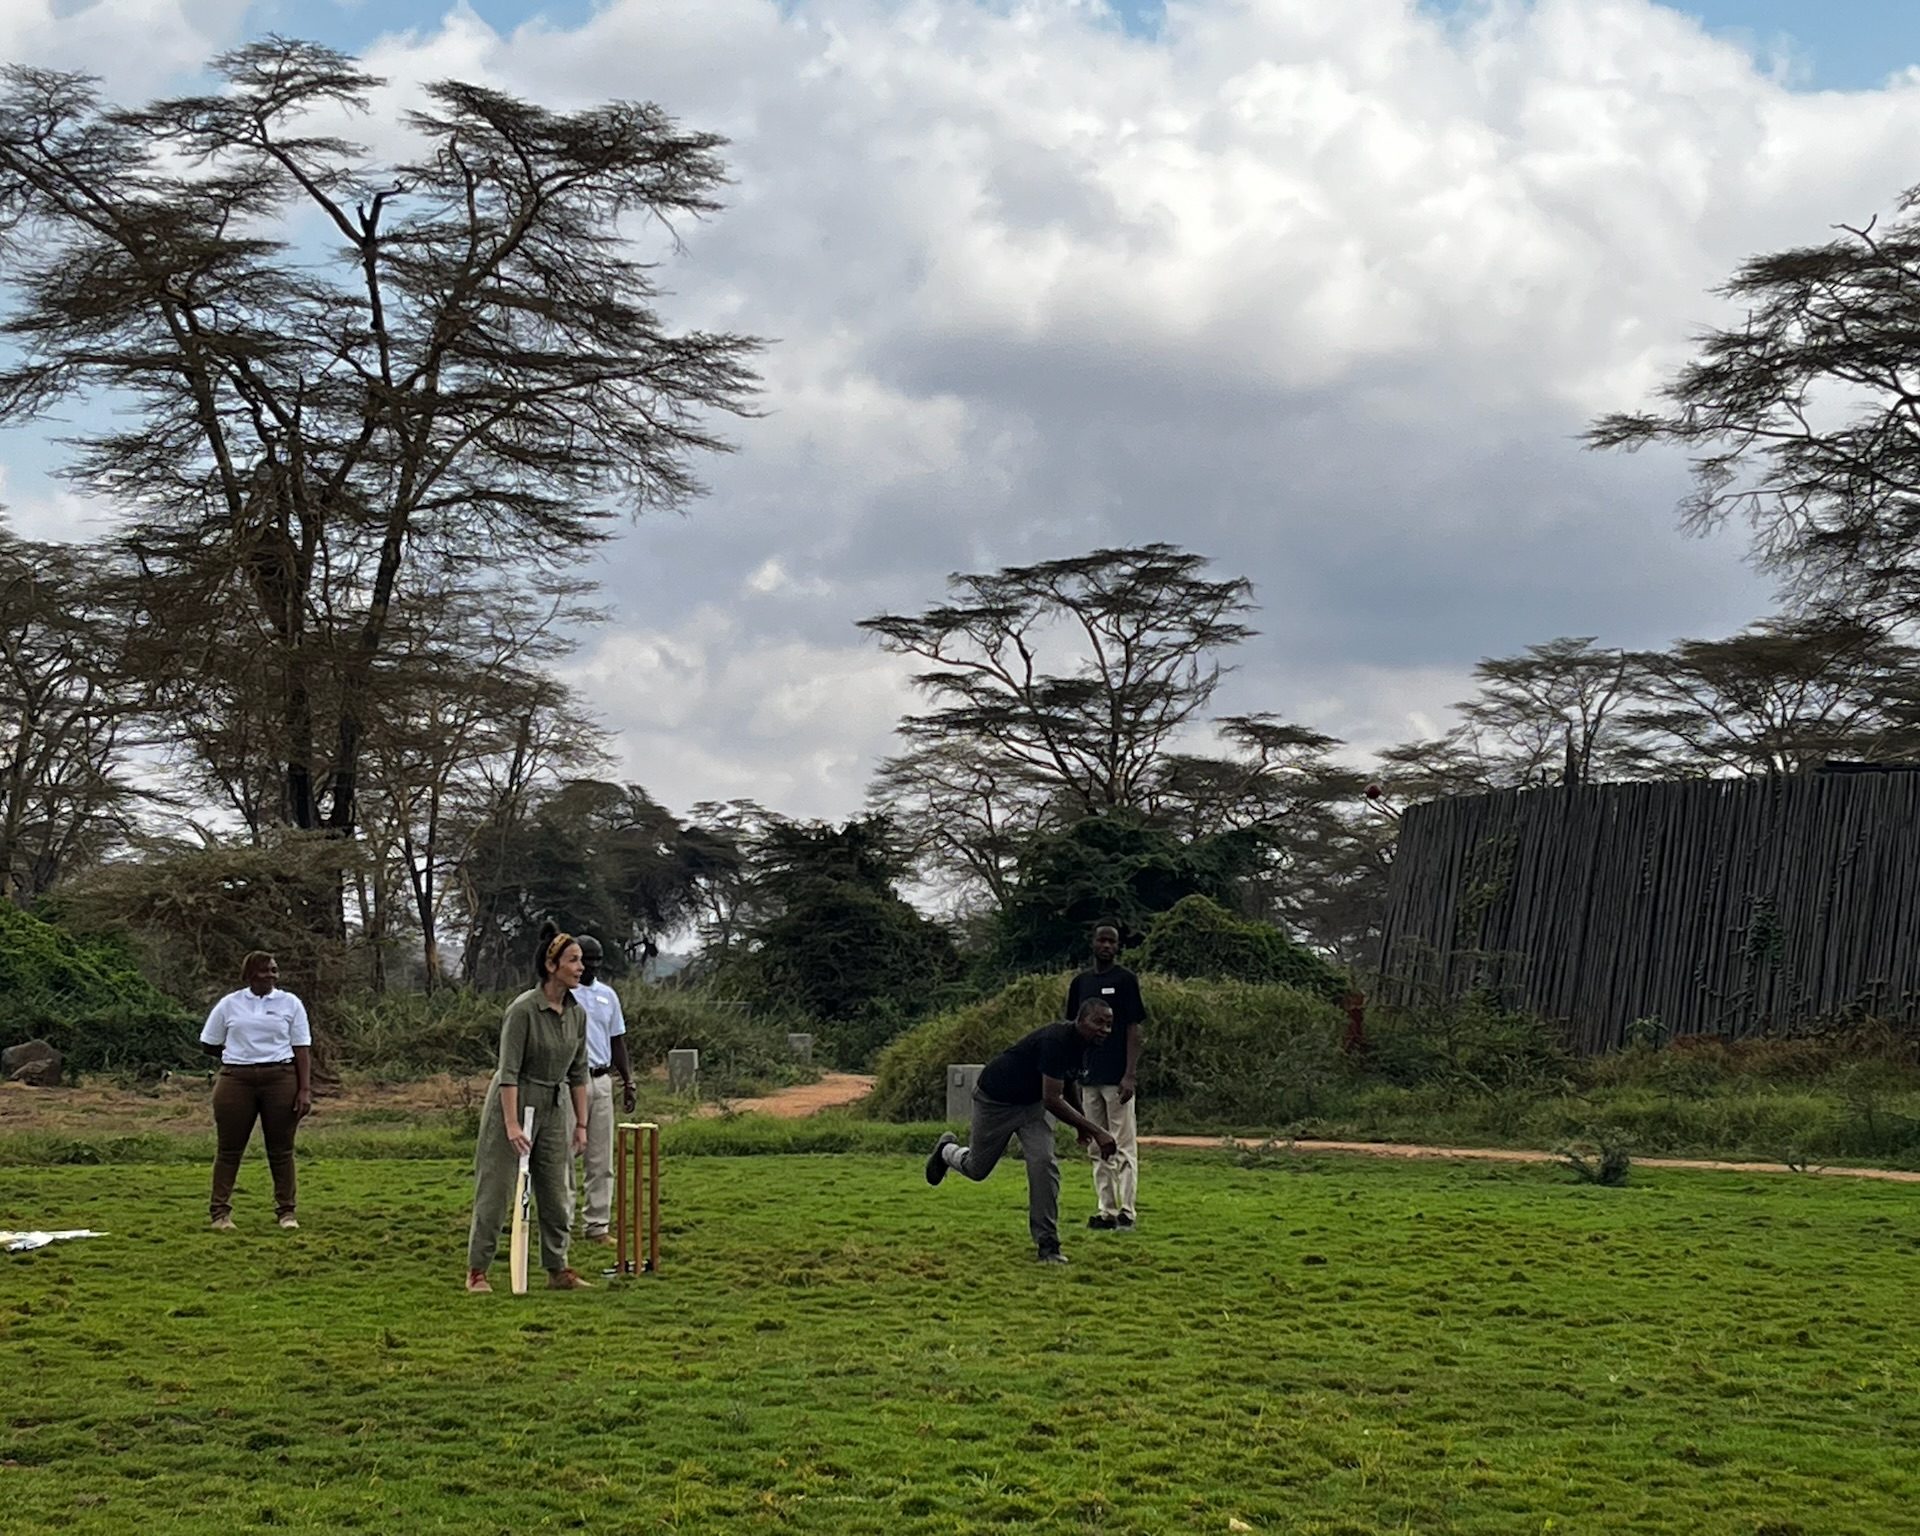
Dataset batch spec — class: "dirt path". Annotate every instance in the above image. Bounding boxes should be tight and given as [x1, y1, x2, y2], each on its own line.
[1140, 1134, 1920, 1185]
[698, 1072, 876, 1119]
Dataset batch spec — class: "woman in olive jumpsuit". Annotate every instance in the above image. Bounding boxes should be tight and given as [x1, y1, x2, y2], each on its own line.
[466, 924, 593, 1292]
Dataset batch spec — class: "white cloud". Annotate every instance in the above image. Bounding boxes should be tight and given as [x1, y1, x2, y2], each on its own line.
[10, 1, 1920, 820]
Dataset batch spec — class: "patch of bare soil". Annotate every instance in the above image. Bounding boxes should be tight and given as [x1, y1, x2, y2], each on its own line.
[699, 1072, 875, 1119]
[0, 1072, 493, 1140]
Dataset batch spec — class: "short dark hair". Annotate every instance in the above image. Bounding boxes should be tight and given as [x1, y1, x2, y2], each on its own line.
[1092, 921, 1120, 939]
[575, 934, 604, 962]
[1075, 997, 1114, 1023]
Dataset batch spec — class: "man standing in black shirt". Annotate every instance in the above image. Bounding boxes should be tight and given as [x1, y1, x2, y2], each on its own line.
[1066, 922, 1145, 1231]
[924, 1000, 1120, 1264]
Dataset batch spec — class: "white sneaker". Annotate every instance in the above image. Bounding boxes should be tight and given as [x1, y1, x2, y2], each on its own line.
[210, 1216, 237, 1232]
[278, 1215, 300, 1230]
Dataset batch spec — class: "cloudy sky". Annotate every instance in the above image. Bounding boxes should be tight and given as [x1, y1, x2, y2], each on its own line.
[7, 1, 1920, 822]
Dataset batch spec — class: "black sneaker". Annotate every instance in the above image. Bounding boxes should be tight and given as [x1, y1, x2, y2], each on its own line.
[925, 1132, 958, 1185]
[1087, 1213, 1118, 1230]
[1036, 1247, 1069, 1265]
[1116, 1213, 1136, 1230]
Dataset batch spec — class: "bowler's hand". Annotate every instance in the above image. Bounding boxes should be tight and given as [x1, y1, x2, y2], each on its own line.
[1118, 1074, 1136, 1105]
[571, 1122, 589, 1157]
[1095, 1132, 1118, 1161]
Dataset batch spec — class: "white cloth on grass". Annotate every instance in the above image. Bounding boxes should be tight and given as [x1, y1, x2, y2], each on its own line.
[3, 1229, 107, 1252]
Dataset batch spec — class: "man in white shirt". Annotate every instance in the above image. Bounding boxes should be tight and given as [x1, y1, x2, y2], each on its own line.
[572, 934, 635, 1245]
[199, 951, 313, 1231]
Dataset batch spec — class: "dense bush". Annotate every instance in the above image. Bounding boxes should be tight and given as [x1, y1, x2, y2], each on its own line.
[327, 983, 814, 1097]
[866, 971, 1346, 1123]
[0, 903, 196, 1071]
[1359, 992, 1574, 1094]
[53, 834, 360, 1011]
[619, 986, 815, 1094]
[1135, 895, 1349, 1002]
[328, 989, 502, 1074]
[992, 815, 1263, 970]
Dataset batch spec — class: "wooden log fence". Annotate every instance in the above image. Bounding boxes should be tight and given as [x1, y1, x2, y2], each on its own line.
[1374, 772, 1920, 1053]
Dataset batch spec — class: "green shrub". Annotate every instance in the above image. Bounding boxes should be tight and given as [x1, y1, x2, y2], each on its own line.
[0, 903, 196, 1071]
[865, 971, 1346, 1124]
[327, 990, 503, 1075]
[1135, 895, 1349, 1002]
[619, 986, 815, 1096]
[1359, 993, 1572, 1095]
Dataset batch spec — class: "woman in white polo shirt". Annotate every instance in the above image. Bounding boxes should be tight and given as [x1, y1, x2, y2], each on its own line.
[199, 951, 313, 1231]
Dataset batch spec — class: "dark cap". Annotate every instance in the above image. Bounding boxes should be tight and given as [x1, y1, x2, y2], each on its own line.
[575, 934, 604, 961]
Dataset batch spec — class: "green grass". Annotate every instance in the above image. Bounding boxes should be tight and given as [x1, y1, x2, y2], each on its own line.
[1143, 1077, 1920, 1169]
[3, 1150, 1917, 1534]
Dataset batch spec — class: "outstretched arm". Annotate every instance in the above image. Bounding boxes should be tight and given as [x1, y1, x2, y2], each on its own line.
[1043, 1074, 1114, 1155]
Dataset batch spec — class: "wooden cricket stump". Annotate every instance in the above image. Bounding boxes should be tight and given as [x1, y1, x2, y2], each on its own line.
[614, 1121, 661, 1275]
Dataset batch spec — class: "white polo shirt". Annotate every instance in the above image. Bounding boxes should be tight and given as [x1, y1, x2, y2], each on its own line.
[575, 978, 626, 1071]
[200, 987, 312, 1065]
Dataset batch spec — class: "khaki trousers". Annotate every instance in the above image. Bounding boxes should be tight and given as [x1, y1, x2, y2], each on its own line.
[1083, 1084, 1138, 1219]
[576, 1072, 616, 1236]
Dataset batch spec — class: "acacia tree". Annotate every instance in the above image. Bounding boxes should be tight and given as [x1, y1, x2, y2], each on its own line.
[1588, 185, 1920, 624]
[1625, 616, 1919, 776]
[356, 578, 604, 989]
[0, 41, 758, 851]
[860, 544, 1256, 819]
[868, 743, 1060, 915]
[0, 528, 141, 900]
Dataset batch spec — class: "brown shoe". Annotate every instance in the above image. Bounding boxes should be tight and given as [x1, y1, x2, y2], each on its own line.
[546, 1267, 593, 1291]
[466, 1269, 492, 1294]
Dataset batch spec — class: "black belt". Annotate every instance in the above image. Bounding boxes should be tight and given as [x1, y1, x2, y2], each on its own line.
[590, 1065, 611, 1077]
[224, 1059, 293, 1068]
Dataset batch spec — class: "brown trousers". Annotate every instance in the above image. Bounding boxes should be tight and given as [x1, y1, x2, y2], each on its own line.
[210, 1063, 300, 1220]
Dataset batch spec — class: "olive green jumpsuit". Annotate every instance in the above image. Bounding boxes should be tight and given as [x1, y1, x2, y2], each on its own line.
[467, 987, 589, 1275]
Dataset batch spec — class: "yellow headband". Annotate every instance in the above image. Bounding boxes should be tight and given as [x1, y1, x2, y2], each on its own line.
[545, 931, 574, 968]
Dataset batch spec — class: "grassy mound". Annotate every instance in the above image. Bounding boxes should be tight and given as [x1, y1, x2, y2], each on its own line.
[866, 971, 1346, 1123]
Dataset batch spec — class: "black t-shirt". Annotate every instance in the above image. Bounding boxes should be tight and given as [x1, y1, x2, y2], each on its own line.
[976, 1020, 1088, 1106]
[1065, 965, 1144, 1085]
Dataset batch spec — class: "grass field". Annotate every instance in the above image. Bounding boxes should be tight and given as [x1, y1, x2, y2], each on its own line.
[3, 1145, 1916, 1534]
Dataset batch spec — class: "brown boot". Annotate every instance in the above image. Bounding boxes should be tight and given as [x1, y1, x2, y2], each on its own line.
[466, 1269, 492, 1294]
[546, 1267, 593, 1291]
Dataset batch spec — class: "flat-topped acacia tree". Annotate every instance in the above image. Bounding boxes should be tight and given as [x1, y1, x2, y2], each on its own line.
[0, 38, 759, 842]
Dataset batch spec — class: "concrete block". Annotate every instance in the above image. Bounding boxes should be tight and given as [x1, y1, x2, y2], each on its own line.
[667, 1048, 699, 1094]
[946, 1063, 983, 1124]
[786, 1033, 814, 1065]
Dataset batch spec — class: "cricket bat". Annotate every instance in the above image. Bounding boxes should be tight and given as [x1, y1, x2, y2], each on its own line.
[509, 1105, 535, 1295]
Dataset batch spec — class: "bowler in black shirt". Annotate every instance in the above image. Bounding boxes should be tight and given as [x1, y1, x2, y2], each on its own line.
[924, 1000, 1118, 1263]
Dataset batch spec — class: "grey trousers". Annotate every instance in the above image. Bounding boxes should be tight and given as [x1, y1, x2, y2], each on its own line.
[467, 1082, 576, 1274]
[951, 1089, 1060, 1252]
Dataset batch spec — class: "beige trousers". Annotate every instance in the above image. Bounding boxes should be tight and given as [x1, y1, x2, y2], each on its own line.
[575, 1072, 616, 1237]
[1083, 1084, 1138, 1219]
